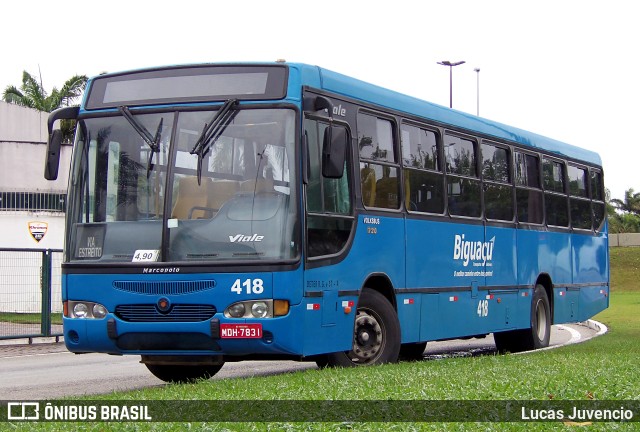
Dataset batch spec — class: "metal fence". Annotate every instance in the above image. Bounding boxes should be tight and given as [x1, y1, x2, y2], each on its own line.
[0, 248, 63, 340]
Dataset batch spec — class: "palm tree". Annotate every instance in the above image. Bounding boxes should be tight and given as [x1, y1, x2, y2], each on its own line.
[611, 188, 640, 216]
[3, 70, 87, 142]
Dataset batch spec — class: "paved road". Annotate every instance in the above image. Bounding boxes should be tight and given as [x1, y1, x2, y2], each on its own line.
[0, 323, 602, 400]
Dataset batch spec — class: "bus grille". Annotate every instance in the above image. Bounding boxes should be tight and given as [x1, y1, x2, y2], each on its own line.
[115, 304, 217, 322]
[113, 280, 216, 295]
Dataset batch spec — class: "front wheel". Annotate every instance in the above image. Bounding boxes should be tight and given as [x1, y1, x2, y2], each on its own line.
[325, 289, 401, 367]
[494, 284, 551, 353]
[145, 363, 224, 383]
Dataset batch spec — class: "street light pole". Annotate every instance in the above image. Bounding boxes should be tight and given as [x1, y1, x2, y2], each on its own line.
[474, 68, 480, 116]
[437, 60, 465, 108]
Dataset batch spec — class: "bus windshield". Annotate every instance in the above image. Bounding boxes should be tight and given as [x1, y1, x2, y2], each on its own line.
[66, 107, 299, 264]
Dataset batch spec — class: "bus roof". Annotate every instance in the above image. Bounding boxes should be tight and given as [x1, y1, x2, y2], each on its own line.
[293, 63, 602, 167]
[81, 62, 601, 167]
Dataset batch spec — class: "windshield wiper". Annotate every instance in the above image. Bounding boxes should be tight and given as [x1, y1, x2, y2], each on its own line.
[190, 99, 238, 184]
[118, 106, 163, 178]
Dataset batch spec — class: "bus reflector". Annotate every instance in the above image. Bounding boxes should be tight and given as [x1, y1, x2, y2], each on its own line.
[559, 291, 565, 296]
[449, 296, 458, 302]
[486, 294, 494, 300]
[403, 298, 415, 305]
[307, 303, 320, 310]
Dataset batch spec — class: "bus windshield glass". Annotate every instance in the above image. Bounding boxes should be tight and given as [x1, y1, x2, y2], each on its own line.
[67, 108, 299, 264]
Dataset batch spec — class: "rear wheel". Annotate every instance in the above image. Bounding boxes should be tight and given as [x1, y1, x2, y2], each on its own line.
[145, 363, 224, 383]
[494, 284, 551, 353]
[325, 289, 401, 367]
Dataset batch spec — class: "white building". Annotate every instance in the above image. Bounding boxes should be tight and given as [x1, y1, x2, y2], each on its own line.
[0, 101, 71, 249]
[1, 101, 72, 314]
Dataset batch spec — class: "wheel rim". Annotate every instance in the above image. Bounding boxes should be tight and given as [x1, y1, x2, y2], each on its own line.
[348, 308, 385, 363]
[535, 299, 548, 341]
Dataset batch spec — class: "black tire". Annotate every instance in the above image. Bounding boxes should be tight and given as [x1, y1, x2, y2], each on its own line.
[145, 363, 224, 383]
[399, 342, 427, 361]
[314, 355, 329, 369]
[494, 284, 551, 353]
[325, 289, 401, 367]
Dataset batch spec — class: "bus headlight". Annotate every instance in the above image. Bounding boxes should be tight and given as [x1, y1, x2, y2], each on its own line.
[251, 302, 268, 318]
[92, 304, 108, 319]
[227, 303, 246, 318]
[224, 300, 289, 318]
[65, 301, 109, 319]
[73, 303, 88, 318]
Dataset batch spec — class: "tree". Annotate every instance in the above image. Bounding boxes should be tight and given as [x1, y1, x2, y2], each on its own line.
[3, 70, 87, 142]
[608, 188, 640, 233]
[611, 188, 640, 216]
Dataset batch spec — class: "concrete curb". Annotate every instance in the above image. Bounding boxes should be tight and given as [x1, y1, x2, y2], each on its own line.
[581, 319, 608, 337]
[514, 320, 607, 355]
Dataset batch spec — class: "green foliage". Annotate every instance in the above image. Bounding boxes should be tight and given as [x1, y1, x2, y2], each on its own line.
[2, 71, 87, 112]
[2, 70, 88, 143]
[611, 188, 640, 216]
[608, 188, 640, 233]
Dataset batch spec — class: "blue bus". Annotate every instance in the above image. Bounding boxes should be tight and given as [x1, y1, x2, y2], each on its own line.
[45, 62, 608, 382]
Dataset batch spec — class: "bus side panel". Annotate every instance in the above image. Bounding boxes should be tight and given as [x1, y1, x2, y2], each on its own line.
[484, 225, 518, 332]
[572, 232, 609, 321]
[406, 218, 486, 339]
[397, 293, 421, 343]
[302, 215, 405, 356]
[537, 231, 573, 324]
[515, 229, 541, 329]
[419, 294, 440, 340]
[537, 231, 572, 285]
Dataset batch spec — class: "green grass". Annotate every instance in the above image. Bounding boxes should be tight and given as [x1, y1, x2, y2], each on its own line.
[8, 248, 640, 431]
[0, 312, 62, 325]
[609, 246, 640, 291]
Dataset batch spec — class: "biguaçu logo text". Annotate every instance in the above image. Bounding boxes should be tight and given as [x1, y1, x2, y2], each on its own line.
[453, 234, 495, 267]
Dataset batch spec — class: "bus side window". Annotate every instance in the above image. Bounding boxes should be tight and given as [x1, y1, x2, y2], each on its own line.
[515, 151, 543, 224]
[358, 113, 400, 210]
[401, 123, 444, 214]
[445, 133, 481, 218]
[481, 142, 513, 221]
[568, 165, 592, 230]
[590, 169, 605, 232]
[304, 118, 353, 258]
[542, 158, 568, 227]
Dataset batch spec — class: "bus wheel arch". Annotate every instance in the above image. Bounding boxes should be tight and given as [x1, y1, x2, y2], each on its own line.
[536, 273, 554, 325]
[323, 284, 401, 367]
[361, 273, 397, 311]
[494, 283, 551, 353]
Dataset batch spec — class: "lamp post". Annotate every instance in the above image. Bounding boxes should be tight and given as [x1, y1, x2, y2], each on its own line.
[437, 60, 465, 108]
[474, 68, 480, 116]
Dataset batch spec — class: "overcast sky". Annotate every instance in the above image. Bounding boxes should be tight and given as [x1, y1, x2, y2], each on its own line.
[2, 0, 638, 201]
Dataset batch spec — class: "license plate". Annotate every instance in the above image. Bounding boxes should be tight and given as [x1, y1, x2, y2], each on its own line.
[220, 323, 263, 339]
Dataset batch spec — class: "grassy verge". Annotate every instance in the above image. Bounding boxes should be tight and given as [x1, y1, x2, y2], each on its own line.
[11, 248, 640, 431]
[0, 312, 62, 325]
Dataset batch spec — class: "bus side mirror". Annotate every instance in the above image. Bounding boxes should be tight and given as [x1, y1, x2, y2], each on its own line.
[322, 125, 347, 179]
[45, 130, 63, 180]
[45, 106, 79, 181]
